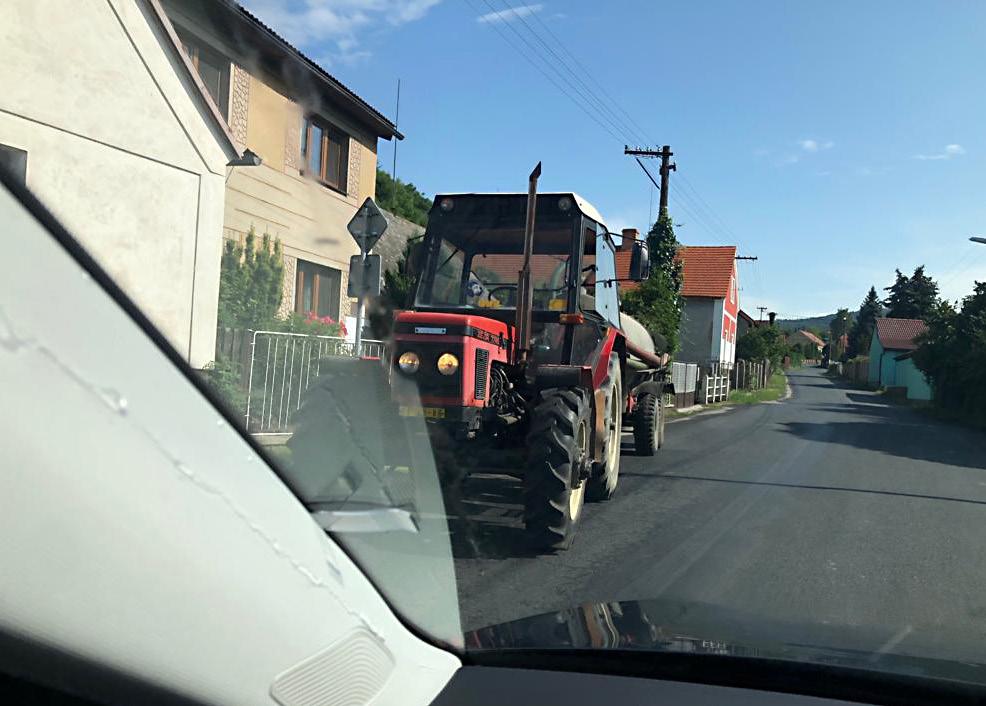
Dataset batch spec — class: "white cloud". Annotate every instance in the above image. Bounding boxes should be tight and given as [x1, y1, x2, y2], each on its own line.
[914, 143, 966, 161]
[799, 138, 834, 152]
[477, 3, 543, 24]
[241, 0, 442, 65]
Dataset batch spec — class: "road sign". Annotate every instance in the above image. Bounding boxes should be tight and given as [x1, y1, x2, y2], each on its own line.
[347, 197, 388, 253]
[348, 254, 382, 298]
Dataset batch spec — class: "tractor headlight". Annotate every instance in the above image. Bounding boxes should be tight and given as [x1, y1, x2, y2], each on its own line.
[398, 351, 420, 374]
[437, 353, 459, 376]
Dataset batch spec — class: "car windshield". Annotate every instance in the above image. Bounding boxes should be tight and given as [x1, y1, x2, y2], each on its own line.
[7, 0, 986, 698]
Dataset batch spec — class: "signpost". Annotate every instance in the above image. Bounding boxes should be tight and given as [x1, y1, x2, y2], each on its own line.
[347, 197, 388, 353]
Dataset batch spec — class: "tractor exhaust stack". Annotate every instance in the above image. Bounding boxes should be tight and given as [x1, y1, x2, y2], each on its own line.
[515, 161, 541, 363]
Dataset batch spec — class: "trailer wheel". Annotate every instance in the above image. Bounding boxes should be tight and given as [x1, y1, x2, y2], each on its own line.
[524, 388, 590, 551]
[633, 391, 662, 456]
[657, 392, 667, 448]
[587, 353, 622, 502]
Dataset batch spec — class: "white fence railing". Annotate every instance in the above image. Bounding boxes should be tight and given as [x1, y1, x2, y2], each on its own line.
[704, 372, 731, 404]
[244, 331, 384, 433]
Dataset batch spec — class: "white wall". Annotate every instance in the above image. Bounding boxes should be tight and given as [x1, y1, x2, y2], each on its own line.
[0, 0, 231, 366]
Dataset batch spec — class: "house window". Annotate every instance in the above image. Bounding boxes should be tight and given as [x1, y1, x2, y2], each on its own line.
[295, 260, 342, 319]
[301, 117, 349, 192]
[0, 144, 27, 185]
[176, 29, 230, 119]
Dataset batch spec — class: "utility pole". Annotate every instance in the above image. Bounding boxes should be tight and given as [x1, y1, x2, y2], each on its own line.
[757, 306, 768, 322]
[625, 145, 675, 214]
[658, 145, 675, 213]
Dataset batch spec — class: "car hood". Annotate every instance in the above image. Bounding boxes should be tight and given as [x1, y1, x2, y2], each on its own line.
[462, 598, 986, 686]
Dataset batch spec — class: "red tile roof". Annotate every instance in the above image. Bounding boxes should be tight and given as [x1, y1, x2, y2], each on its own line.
[676, 246, 737, 298]
[875, 318, 927, 351]
[615, 251, 639, 292]
[798, 329, 825, 347]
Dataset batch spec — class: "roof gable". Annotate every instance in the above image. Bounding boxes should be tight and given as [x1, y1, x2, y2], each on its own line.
[797, 329, 825, 346]
[676, 246, 736, 298]
[875, 318, 927, 350]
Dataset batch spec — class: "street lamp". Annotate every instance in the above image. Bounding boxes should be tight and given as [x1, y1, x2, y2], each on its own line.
[971, 236, 986, 245]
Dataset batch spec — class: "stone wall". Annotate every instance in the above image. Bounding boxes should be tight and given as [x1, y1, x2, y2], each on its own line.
[375, 209, 425, 274]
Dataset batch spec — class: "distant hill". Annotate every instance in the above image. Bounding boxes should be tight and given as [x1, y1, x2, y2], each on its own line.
[776, 311, 858, 334]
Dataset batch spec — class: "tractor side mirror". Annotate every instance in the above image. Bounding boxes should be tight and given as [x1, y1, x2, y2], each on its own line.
[629, 240, 651, 281]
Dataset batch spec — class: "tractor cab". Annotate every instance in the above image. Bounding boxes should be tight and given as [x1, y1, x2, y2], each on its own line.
[413, 192, 634, 336]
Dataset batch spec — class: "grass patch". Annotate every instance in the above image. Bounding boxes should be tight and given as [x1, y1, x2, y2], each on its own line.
[727, 370, 788, 405]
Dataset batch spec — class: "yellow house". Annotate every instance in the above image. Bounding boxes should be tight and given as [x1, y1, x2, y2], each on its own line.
[161, 0, 402, 324]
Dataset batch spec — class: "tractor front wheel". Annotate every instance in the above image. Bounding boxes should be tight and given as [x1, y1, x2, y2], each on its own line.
[587, 353, 622, 502]
[523, 388, 590, 551]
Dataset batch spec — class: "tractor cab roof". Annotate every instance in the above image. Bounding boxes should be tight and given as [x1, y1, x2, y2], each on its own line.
[430, 192, 608, 230]
[425, 192, 609, 255]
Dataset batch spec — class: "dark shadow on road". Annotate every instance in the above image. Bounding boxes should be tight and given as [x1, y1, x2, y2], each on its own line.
[446, 473, 540, 559]
[619, 472, 986, 506]
[778, 419, 986, 470]
[845, 391, 888, 405]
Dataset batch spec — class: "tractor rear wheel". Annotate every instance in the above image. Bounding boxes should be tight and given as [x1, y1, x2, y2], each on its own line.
[523, 388, 590, 551]
[587, 353, 622, 502]
[633, 391, 662, 456]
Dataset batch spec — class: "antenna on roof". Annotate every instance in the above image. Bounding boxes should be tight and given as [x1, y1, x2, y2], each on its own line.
[391, 78, 401, 181]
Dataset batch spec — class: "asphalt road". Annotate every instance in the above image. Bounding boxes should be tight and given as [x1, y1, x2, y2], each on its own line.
[452, 367, 986, 662]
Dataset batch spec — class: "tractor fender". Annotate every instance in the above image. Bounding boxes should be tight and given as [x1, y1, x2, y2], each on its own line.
[630, 380, 666, 400]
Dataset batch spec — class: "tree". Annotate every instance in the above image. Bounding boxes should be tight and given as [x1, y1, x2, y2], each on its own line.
[828, 307, 852, 360]
[847, 286, 881, 358]
[884, 265, 940, 319]
[909, 265, 940, 319]
[620, 209, 683, 353]
[913, 283, 986, 421]
[375, 169, 432, 226]
[217, 227, 284, 329]
[884, 269, 910, 318]
[736, 324, 788, 365]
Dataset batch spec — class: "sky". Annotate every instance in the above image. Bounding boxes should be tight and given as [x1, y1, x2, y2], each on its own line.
[242, 0, 986, 318]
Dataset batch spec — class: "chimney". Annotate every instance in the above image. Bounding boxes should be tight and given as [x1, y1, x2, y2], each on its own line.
[768, 312, 777, 326]
[620, 228, 639, 252]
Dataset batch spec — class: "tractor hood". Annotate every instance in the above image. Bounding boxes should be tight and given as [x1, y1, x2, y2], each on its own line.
[394, 311, 512, 349]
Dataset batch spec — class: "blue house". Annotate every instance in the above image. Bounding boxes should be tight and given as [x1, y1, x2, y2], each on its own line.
[867, 318, 932, 400]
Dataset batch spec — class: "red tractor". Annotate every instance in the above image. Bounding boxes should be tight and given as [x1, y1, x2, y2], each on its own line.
[388, 165, 671, 550]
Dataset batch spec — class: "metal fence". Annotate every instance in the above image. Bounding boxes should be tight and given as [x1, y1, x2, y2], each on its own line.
[731, 358, 771, 391]
[214, 328, 384, 433]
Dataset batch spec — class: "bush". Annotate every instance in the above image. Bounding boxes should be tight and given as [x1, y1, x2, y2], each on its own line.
[201, 358, 246, 416]
[913, 282, 986, 422]
[217, 227, 284, 330]
[274, 311, 347, 338]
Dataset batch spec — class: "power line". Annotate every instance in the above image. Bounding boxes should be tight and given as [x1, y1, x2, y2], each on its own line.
[462, 0, 625, 143]
[471, 0, 635, 145]
[466, 0, 745, 259]
[495, 0, 649, 146]
[526, 7, 654, 146]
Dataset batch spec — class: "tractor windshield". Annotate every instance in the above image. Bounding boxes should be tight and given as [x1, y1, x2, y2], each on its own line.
[414, 194, 583, 311]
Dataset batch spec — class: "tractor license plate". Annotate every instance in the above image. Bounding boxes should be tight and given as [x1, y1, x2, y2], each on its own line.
[398, 406, 446, 419]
